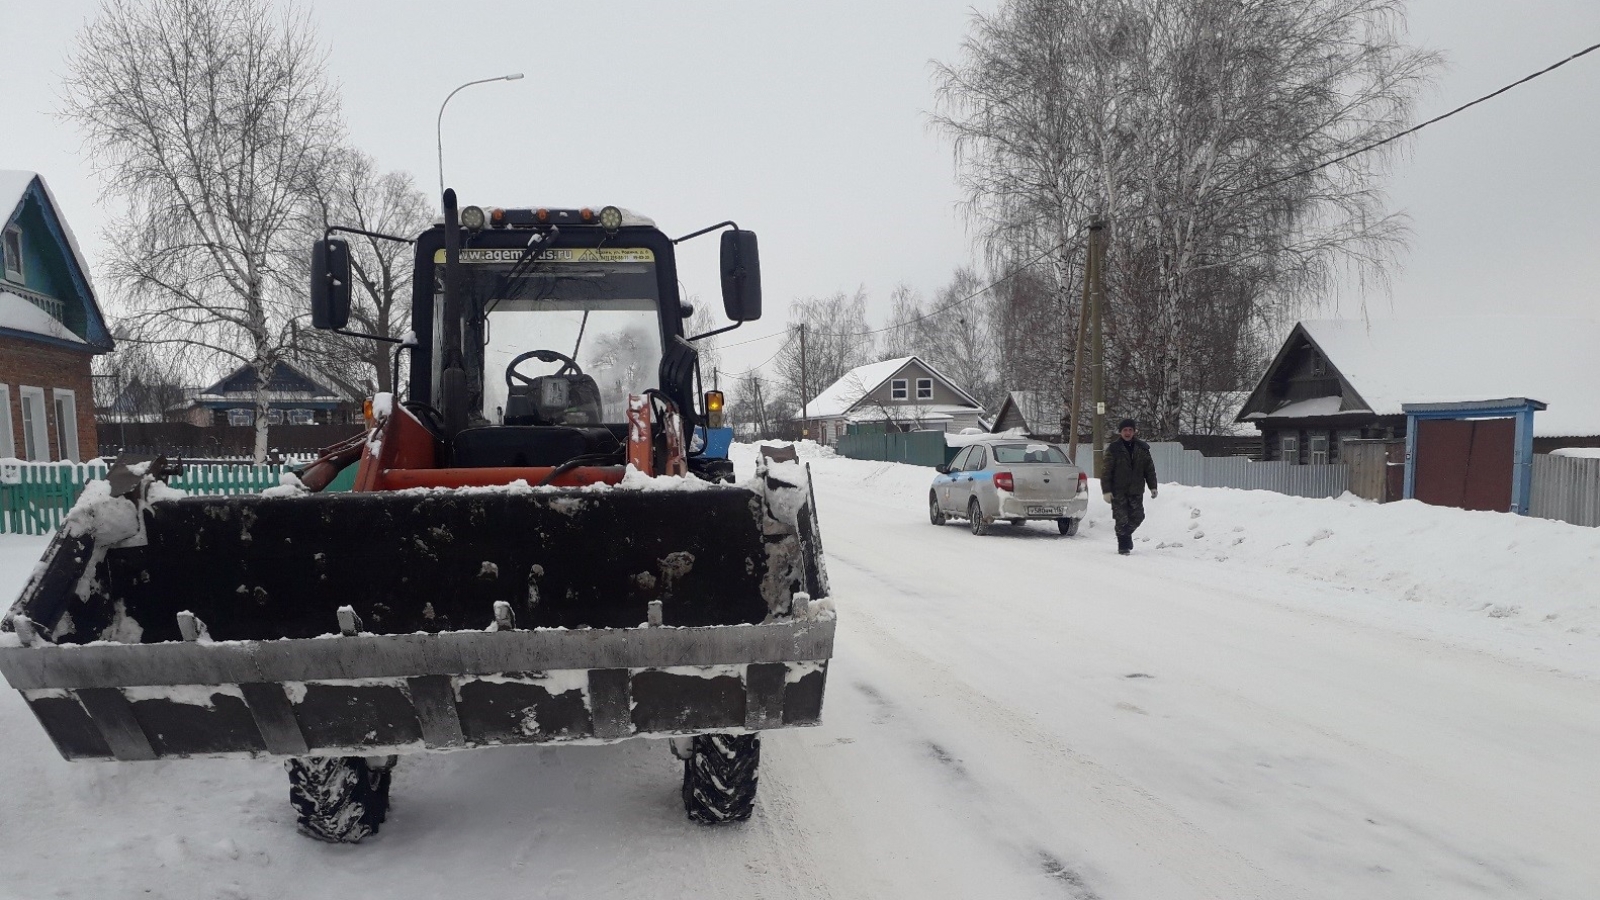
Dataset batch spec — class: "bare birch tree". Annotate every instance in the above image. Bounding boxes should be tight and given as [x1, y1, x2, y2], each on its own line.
[773, 288, 876, 412]
[934, 0, 1437, 436]
[64, 0, 344, 461]
[299, 149, 433, 395]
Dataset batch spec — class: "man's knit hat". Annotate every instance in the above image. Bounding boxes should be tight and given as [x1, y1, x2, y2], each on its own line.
[1117, 418, 1137, 431]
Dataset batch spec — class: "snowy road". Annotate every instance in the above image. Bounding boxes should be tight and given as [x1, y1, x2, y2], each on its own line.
[2, 447, 1598, 899]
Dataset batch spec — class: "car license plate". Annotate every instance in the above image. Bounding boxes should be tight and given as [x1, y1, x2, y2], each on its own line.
[1027, 505, 1060, 516]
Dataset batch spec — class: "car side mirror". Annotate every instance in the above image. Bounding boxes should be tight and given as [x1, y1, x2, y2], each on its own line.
[935, 463, 949, 474]
[719, 229, 762, 322]
[310, 239, 352, 330]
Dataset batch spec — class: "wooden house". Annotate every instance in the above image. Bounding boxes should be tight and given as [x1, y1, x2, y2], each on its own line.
[175, 360, 359, 427]
[1236, 318, 1600, 463]
[800, 356, 987, 445]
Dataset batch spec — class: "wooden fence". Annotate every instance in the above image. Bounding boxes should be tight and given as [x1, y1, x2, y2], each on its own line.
[0, 460, 293, 536]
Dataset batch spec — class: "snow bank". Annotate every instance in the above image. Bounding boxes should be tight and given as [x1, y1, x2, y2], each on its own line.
[737, 444, 1600, 638]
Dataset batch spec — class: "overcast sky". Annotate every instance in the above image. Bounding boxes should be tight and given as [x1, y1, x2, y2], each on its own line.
[3, 0, 1597, 380]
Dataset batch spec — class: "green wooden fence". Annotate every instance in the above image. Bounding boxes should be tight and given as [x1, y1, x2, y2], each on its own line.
[0, 461, 305, 536]
[834, 427, 957, 468]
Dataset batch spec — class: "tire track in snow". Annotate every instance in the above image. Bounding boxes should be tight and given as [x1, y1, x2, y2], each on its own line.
[828, 552, 1300, 900]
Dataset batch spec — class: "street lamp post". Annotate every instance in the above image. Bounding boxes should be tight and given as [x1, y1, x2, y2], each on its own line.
[436, 74, 524, 203]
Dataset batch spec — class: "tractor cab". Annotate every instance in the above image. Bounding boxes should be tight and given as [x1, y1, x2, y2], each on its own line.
[310, 196, 760, 484]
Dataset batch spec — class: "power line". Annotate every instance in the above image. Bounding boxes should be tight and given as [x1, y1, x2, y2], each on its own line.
[720, 333, 797, 379]
[1252, 39, 1600, 197]
[1124, 39, 1600, 225]
[722, 40, 1600, 354]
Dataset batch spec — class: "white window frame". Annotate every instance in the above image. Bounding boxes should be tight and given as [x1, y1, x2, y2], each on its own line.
[0, 384, 14, 458]
[227, 408, 255, 427]
[18, 386, 49, 461]
[267, 408, 284, 425]
[51, 388, 79, 461]
[1309, 434, 1329, 466]
[890, 378, 908, 401]
[915, 377, 933, 400]
[2, 226, 22, 282]
[1280, 433, 1299, 464]
[288, 408, 315, 425]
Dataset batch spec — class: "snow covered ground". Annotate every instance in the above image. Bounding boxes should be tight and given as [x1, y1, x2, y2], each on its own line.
[1, 445, 1598, 899]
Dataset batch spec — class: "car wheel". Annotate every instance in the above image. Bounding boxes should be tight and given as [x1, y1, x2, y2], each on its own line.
[929, 492, 946, 525]
[968, 498, 989, 536]
[1057, 517, 1080, 536]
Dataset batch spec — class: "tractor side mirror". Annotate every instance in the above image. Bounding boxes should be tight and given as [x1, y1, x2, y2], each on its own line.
[310, 239, 352, 330]
[719, 230, 762, 322]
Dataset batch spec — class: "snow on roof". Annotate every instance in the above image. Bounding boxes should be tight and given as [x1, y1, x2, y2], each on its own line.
[1299, 317, 1600, 437]
[0, 170, 97, 296]
[1244, 395, 1356, 420]
[804, 356, 984, 419]
[999, 389, 1059, 431]
[0, 291, 84, 344]
[803, 357, 917, 418]
[0, 171, 36, 220]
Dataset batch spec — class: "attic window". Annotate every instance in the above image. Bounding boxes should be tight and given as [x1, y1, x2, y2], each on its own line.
[2, 226, 21, 281]
[890, 379, 908, 400]
[916, 378, 933, 400]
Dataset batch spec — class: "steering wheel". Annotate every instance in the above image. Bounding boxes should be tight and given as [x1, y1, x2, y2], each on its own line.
[505, 349, 584, 389]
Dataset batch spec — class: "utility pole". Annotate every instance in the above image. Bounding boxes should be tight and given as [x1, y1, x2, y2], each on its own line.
[1088, 218, 1107, 475]
[712, 366, 719, 391]
[1066, 237, 1092, 465]
[798, 323, 809, 440]
[753, 375, 769, 438]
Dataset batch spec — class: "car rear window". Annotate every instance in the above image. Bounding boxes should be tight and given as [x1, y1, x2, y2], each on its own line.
[991, 443, 1068, 464]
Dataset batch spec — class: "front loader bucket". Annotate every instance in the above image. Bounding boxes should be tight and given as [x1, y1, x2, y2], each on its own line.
[0, 463, 832, 762]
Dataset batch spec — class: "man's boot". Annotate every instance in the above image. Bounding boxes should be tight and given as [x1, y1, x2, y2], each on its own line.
[1117, 532, 1132, 555]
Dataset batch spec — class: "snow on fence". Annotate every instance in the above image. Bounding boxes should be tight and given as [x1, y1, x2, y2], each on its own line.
[0, 460, 291, 536]
[1530, 454, 1600, 528]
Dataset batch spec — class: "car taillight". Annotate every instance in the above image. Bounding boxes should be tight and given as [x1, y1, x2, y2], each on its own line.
[994, 471, 1014, 491]
[1077, 472, 1088, 493]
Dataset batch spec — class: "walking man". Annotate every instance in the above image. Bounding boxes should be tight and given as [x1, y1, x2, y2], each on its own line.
[1099, 418, 1158, 555]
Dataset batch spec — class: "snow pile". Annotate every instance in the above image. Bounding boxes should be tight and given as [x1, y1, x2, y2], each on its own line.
[1551, 447, 1600, 459]
[60, 479, 141, 544]
[743, 445, 1600, 638]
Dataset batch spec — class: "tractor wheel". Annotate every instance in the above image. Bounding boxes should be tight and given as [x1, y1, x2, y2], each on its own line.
[1057, 517, 1080, 536]
[285, 755, 394, 843]
[929, 492, 946, 525]
[682, 734, 761, 824]
[968, 499, 989, 536]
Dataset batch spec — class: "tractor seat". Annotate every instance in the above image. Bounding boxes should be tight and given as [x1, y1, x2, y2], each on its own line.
[452, 426, 620, 468]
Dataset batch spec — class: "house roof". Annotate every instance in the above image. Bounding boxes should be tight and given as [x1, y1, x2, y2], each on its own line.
[1244, 317, 1600, 437]
[1, 170, 111, 351]
[803, 356, 984, 419]
[193, 359, 351, 408]
[993, 390, 1059, 433]
[0, 291, 85, 345]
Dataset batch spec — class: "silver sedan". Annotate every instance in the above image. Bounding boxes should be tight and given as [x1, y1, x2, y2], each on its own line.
[930, 439, 1089, 535]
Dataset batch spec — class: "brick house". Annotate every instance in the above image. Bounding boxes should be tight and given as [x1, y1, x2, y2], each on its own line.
[0, 171, 114, 461]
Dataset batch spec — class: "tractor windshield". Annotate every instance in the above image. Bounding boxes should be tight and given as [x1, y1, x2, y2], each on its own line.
[433, 247, 664, 424]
